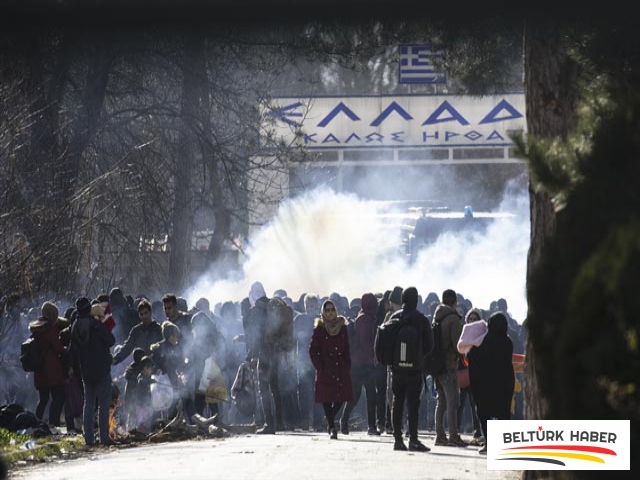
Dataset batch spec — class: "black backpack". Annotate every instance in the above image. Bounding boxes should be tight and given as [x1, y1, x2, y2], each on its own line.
[375, 318, 400, 366]
[392, 317, 423, 371]
[20, 336, 45, 372]
[423, 319, 446, 377]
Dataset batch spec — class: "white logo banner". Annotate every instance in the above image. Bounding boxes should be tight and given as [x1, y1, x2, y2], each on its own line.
[487, 420, 630, 470]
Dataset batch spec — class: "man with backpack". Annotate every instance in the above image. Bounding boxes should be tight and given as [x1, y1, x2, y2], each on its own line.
[376, 287, 433, 452]
[433, 289, 467, 447]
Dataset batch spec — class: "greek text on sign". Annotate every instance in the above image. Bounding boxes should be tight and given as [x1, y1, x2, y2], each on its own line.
[264, 94, 526, 149]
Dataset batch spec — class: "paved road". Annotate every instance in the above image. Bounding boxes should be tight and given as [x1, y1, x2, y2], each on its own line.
[10, 432, 520, 480]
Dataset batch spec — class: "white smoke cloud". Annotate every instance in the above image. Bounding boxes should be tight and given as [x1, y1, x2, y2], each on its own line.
[187, 182, 530, 322]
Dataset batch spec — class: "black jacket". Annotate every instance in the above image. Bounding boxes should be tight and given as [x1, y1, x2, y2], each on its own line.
[70, 314, 115, 382]
[113, 321, 163, 365]
[388, 308, 434, 372]
[150, 339, 185, 387]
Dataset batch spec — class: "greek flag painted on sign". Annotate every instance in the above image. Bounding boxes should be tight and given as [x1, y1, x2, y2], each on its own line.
[399, 45, 445, 84]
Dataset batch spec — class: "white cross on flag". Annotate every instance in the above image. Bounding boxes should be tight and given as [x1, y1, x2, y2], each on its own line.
[399, 45, 445, 84]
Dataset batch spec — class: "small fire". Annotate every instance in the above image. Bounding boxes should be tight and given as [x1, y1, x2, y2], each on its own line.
[109, 406, 117, 439]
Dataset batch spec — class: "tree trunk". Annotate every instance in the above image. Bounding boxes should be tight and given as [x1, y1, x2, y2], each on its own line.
[167, 35, 204, 294]
[523, 19, 580, 480]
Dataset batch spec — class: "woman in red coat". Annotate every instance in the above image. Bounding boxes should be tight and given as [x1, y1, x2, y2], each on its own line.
[309, 299, 352, 439]
[29, 302, 66, 426]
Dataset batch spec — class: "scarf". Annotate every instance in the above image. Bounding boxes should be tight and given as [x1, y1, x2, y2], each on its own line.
[321, 315, 345, 336]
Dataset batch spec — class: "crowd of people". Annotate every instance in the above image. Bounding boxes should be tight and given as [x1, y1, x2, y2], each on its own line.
[0, 284, 526, 454]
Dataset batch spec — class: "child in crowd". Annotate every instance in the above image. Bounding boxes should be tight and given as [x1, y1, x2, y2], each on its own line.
[134, 356, 156, 433]
[123, 347, 146, 429]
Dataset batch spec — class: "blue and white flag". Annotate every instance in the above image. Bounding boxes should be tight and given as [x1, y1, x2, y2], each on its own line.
[399, 45, 445, 84]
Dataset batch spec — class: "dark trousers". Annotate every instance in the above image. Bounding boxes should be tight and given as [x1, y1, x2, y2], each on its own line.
[475, 394, 511, 441]
[391, 369, 422, 441]
[373, 365, 387, 428]
[341, 365, 376, 429]
[194, 393, 220, 418]
[36, 384, 65, 426]
[298, 368, 323, 429]
[258, 355, 283, 429]
[322, 402, 343, 430]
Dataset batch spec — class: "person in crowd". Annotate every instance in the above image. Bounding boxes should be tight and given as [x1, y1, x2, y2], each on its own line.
[112, 300, 163, 366]
[433, 289, 467, 447]
[383, 286, 403, 435]
[375, 290, 392, 433]
[309, 299, 352, 439]
[122, 347, 146, 429]
[134, 356, 156, 433]
[243, 281, 283, 434]
[340, 293, 379, 435]
[150, 321, 184, 389]
[386, 287, 433, 452]
[293, 294, 324, 431]
[456, 308, 486, 446]
[467, 312, 515, 455]
[70, 297, 115, 446]
[150, 320, 196, 421]
[163, 294, 193, 348]
[191, 309, 228, 418]
[29, 302, 66, 427]
[59, 307, 83, 434]
[0, 293, 30, 406]
[109, 288, 138, 345]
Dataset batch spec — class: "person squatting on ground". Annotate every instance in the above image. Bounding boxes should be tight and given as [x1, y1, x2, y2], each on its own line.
[309, 299, 353, 440]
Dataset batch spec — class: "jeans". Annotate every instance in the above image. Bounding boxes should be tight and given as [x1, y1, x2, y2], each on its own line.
[82, 374, 112, 445]
[458, 386, 482, 437]
[435, 369, 460, 438]
[341, 365, 376, 430]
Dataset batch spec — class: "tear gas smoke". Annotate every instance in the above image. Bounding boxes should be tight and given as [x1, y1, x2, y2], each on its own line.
[187, 184, 529, 321]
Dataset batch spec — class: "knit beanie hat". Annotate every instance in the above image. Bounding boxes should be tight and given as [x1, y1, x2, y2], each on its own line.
[75, 297, 92, 315]
[390, 286, 403, 306]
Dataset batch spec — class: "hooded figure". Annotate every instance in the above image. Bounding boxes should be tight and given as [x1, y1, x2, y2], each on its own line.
[249, 282, 267, 307]
[340, 293, 380, 435]
[109, 288, 137, 344]
[29, 302, 66, 425]
[467, 312, 515, 447]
